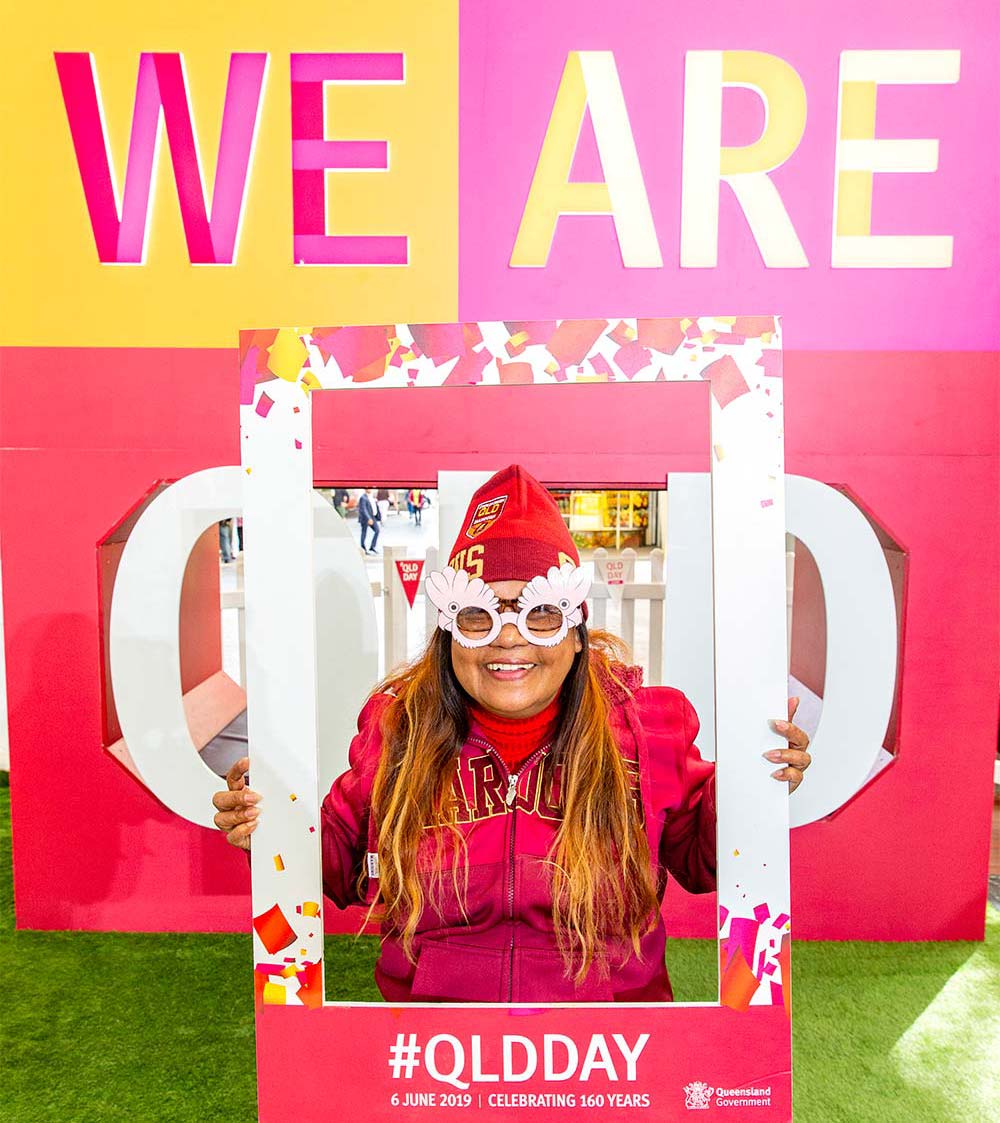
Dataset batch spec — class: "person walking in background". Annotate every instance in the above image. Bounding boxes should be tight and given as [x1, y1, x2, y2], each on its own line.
[357, 488, 381, 555]
[236, 516, 244, 554]
[408, 487, 423, 527]
[376, 487, 391, 522]
[333, 488, 349, 518]
[219, 518, 235, 564]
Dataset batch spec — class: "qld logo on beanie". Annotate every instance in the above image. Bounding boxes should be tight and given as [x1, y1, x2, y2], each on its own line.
[466, 494, 508, 539]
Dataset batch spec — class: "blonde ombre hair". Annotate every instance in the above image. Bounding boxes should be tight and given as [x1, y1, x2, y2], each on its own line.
[363, 627, 660, 983]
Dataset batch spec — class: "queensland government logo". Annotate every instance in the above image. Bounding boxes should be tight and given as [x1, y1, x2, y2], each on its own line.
[683, 1082, 714, 1110]
[684, 1082, 773, 1110]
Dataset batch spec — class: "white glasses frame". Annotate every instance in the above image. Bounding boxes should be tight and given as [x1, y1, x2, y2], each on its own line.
[424, 562, 592, 648]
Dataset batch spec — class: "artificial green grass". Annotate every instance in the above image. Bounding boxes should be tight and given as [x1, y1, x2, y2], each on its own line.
[1, 782, 997, 1121]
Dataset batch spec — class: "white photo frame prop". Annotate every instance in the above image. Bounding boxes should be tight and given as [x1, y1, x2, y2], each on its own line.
[240, 318, 790, 1122]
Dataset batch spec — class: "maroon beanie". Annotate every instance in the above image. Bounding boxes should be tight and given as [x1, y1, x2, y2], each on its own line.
[448, 465, 580, 583]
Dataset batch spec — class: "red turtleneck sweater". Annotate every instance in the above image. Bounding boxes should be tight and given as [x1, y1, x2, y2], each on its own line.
[469, 695, 561, 771]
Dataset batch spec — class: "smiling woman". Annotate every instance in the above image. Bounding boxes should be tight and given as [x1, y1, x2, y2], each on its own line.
[438, 568, 586, 719]
[450, 581, 582, 719]
[212, 464, 811, 1003]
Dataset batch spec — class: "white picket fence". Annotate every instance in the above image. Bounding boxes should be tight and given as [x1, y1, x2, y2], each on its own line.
[409, 545, 666, 682]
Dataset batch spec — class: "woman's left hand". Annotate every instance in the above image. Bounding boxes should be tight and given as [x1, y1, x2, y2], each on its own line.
[764, 697, 812, 793]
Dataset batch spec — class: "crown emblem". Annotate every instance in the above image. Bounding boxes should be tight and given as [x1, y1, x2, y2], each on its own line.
[683, 1082, 714, 1110]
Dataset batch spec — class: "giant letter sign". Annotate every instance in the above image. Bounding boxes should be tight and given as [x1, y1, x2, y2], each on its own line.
[664, 472, 899, 827]
[682, 51, 808, 267]
[290, 53, 408, 266]
[107, 467, 899, 834]
[833, 50, 960, 268]
[511, 51, 661, 268]
[109, 474, 379, 822]
[55, 52, 267, 264]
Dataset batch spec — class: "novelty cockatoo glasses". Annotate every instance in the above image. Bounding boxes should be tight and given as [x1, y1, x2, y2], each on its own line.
[425, 563, 591, 648]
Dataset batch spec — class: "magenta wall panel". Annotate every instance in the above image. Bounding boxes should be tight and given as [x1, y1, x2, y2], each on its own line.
[458, 0, 1000, 351]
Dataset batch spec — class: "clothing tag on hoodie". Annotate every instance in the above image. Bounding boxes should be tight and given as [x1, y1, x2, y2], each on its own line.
[366, 852, 380, 879]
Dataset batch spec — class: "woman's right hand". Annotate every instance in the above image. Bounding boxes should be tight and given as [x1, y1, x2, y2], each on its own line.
[212, 756, 261, 851]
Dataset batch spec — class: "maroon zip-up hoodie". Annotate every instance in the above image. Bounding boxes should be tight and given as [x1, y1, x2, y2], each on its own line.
[320, 665, 716, 1002]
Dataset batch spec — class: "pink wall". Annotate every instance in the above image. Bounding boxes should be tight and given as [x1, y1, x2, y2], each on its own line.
[669, 350, 999, 939]
[458, 0, 1000, 350]
[2, 347, 251, 931]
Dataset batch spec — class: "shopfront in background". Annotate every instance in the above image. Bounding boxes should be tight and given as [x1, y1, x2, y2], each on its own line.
[551, 489, 659, 551]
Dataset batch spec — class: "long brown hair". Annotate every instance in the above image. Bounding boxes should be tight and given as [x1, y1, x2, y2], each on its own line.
[365, 628, 660, 981]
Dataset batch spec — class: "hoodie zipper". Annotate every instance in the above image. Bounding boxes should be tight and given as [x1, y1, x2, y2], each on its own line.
[468, 736, 550, 1001]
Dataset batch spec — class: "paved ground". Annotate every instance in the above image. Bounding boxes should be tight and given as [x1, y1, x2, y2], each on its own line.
[355, 501, 441, 562]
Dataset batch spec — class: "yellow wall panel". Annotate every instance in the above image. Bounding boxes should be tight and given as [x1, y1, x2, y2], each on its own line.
[0, 1, 458, 346]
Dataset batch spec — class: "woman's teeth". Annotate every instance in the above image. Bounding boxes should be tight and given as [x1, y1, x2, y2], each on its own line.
[486, 663, 532, 671]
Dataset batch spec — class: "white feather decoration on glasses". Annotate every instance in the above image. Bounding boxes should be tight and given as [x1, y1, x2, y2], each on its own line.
[424, 567, 499, 637]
